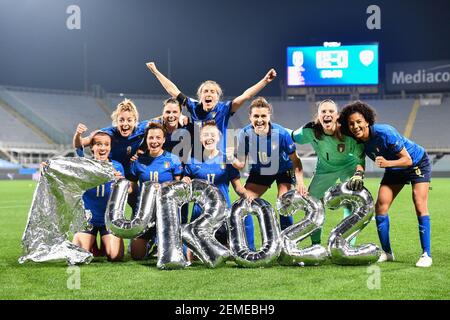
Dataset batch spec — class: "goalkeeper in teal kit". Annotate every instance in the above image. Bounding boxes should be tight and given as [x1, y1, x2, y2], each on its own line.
[290, 100, 366, 245]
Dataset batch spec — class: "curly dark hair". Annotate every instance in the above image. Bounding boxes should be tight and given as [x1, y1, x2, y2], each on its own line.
[338, 100, 377, 137]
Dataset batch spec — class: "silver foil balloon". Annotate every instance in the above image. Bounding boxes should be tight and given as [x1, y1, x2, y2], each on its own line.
[105, 179, 158, 239]
[324, 183, 381, 265]
[156, 181, 190, 270]
[19, 157, 115, 265]
[228, 198, 281, 268]
[181, 179, 232, 268]
[276, 190, 329, 266]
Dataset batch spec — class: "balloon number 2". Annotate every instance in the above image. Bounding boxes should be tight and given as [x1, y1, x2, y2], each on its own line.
[106, 180, 379, 269]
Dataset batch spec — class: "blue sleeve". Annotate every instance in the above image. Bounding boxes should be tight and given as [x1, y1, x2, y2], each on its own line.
[172, 156, 183, 177]
[112, 161, 125, 176]
[283, 129, 296, 155]
[137, 120, 149, 134]
[227, 164, 240, 181]
[218, 100, 233, 116]
[75, 147, 84, 157]
[184, 164, 193, 177]
[384, 126, 404, 154]
[100, 126, 115, 136]
[185, 97, 198, 115]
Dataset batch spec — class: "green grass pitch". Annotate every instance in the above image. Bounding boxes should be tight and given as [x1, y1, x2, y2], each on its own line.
[0, 178, 449, 300]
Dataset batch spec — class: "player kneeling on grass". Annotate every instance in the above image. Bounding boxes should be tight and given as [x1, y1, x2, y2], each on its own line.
[71, 130, 126, 262]
[128, 122, 183, 260]
[339, 101, 432, 268]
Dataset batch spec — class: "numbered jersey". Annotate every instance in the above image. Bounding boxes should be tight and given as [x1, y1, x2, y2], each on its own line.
[364, 124, 425, 171]
[184, 154, 240, 207]
[129, 151, 183, 184]
[238, 122, 296, 175]
[100, 120, 149, 173]
[177, 93, 234, 153]
[291, 122, 365, 174]
[82, 160, 125, 227]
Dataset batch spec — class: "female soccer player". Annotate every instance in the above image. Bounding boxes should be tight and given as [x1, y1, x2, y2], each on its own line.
[182, 122, 254, 259]
[128, 122, 183, 260]
[233, 97, 307, 230]
[290, 99, 366, 245]
[75, 99, 149, 179]
[339, 100, 432, 267]
[72, 129, 125, 261]
[146, 61, 277, 155]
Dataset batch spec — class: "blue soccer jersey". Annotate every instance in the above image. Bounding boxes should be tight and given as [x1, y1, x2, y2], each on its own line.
[238, 122, 296, 175]
[129, 151, 183, 184]
[364, 124, 425, 171]
[184, 153, 240, 207]
[177, 93, 233, 153]
[100, 120, 149, 173]
[82, 160, 125, 227]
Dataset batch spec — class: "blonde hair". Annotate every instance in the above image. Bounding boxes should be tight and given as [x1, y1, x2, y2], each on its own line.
[196, 80, 223, 100]
[111, 99, 139, 126]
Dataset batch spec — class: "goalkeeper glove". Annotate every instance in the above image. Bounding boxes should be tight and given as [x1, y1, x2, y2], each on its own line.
[347, 170, 364, 191]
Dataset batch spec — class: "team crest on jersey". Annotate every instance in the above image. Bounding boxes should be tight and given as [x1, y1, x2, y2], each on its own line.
[164, 161, 171, 169]
[220, 163, 226, 170]
[127, 146, 132, 155]
[211, 112, 216, 118]
[337, 143, 345, 153]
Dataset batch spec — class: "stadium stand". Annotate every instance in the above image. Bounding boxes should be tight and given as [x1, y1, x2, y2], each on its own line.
[0, 104, 49, 145]
[0, 85, 449, 175]
[363, 98, 414, 134]
[410, 98, 450, 151]
[4, 87, 111, 144]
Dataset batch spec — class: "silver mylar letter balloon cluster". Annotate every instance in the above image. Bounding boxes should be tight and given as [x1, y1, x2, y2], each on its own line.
[324, 183, 381, 265]
[182, 179, 232, 268]
[19, 157, 115, 265]
[105, 180, 158, 239]
[228, 198, 282, 268]
[277, 190, 329, 266]
[21, 166, 379, 268]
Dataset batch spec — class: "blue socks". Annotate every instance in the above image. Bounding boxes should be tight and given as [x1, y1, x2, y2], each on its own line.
[375, 214, 392, 254]
[280, 215, 294, 231]
[244, 215, 256, 251]
[418, 215, 431, 257]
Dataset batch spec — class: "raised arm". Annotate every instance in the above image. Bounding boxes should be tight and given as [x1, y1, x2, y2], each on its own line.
[73, 123, 88, 149]
[231, 68, 277, 113]
[146, 62, 181, 98]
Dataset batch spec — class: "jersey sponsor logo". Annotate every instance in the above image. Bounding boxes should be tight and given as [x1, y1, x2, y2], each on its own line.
[337, 143, 346, 153]
[127, 146, 132, 155]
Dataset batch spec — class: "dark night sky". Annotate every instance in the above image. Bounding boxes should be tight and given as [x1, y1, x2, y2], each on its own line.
[0, 0, 449, 96]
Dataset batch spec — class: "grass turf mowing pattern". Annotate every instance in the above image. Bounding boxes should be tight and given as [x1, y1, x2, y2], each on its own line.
[0, 179, 449, 300]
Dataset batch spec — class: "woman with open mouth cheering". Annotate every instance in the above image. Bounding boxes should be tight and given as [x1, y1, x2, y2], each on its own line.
[289, 99, 366, 246]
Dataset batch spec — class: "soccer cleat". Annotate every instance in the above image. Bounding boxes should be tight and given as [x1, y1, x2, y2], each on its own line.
[415, 253, 432, 268]
[377, 251, 395, 263]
